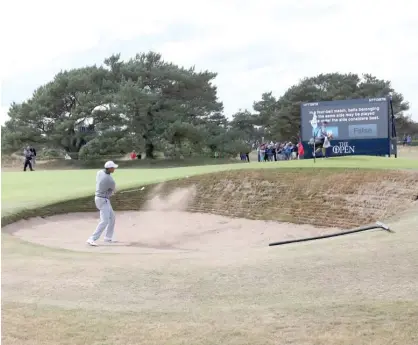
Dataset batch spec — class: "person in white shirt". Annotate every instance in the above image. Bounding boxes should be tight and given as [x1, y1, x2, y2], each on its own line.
[86, 161, 118, 246]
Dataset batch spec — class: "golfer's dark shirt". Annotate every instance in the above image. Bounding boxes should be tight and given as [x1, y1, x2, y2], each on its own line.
[23, 149, 32, 159]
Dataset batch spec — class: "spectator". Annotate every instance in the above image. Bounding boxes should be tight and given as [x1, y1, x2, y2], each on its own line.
[272, 145, 277, 161]
[259, 144, 265, 162]
[291, 143, 298, 160]
[267, 145, 273, 161]
[23, 146, 34, 171]
[298, 142, 305, 159]
[30, 146, 37, 168]
[245, 152, 250, 162]
[284, 143, 292, 160]
[277, 144, 285, 160]
[130, 151, 137, 160]
[406, 135, 412, 146]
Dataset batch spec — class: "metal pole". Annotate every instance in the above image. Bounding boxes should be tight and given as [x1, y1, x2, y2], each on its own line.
[389, 95, 397, 158]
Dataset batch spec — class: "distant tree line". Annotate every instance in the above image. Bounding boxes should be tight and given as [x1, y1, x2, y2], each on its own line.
[2, 51, 417, 159]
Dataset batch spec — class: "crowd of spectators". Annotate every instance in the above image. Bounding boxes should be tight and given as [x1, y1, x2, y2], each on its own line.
[255, 141, 304, 162]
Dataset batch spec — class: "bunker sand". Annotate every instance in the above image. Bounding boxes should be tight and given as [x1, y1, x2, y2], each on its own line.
[3, 211, 341, 254]
[2, 205, 417, 345]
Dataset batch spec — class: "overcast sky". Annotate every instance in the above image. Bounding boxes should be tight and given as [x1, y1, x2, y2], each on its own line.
[1, 0, 417, 125]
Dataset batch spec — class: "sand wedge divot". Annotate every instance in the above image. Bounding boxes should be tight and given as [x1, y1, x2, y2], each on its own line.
[269, 221, 393, 247]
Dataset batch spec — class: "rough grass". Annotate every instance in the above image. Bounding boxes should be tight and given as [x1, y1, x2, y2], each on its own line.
[2, 163, 418, 345]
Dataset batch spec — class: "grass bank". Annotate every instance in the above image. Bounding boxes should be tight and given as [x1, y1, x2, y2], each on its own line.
[2, 168, 417, 230]
[3, 156, 418, 216]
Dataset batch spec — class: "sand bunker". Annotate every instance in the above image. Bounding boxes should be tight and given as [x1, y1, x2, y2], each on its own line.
[3, 211, 341, 254]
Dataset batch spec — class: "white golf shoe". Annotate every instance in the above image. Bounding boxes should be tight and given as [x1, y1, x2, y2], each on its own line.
[86, 239, 98, 246]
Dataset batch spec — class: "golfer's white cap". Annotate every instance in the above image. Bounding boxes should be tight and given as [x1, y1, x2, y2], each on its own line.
[104, 161, 118, 169]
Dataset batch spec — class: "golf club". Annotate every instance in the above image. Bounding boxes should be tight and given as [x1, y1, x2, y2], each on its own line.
[118, 186, 145, 194]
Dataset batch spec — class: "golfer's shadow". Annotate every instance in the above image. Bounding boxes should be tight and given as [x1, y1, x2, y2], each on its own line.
[101, 241, 188, 251]
[101, 241, 132, 247]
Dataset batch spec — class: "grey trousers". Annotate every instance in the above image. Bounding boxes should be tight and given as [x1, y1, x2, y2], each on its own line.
[89, 197, 115, 241]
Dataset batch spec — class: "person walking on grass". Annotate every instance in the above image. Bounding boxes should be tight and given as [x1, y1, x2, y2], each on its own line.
[86, 161, 118, 247]
[23, 146, 34, 171]
[30, 146, 37, 168]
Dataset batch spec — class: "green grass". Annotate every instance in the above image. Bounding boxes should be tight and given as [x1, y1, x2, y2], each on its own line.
[2, 156, 417, 216]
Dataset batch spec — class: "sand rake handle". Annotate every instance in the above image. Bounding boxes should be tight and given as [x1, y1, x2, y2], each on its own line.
[269, 221, 392, 247]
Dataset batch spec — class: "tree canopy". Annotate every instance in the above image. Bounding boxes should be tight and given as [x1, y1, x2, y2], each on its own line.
[252, 73, 413, 141]
[2, 56, 417, 158]
[2, 52, 240, 158]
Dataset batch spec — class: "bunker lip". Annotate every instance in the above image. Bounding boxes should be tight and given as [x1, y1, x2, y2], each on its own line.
[2, 211, 342, 254]
[2, 169, 417, 245]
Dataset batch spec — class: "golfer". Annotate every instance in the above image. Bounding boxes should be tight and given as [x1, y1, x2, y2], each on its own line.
[86, 161, 118, 246]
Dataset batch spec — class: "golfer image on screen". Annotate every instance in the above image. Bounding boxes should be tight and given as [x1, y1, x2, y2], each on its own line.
[86, 161, 118, 247]
[311, 117, 333, 157]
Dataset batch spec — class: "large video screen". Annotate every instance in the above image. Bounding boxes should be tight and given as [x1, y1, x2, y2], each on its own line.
[300, 98, 389, 141]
